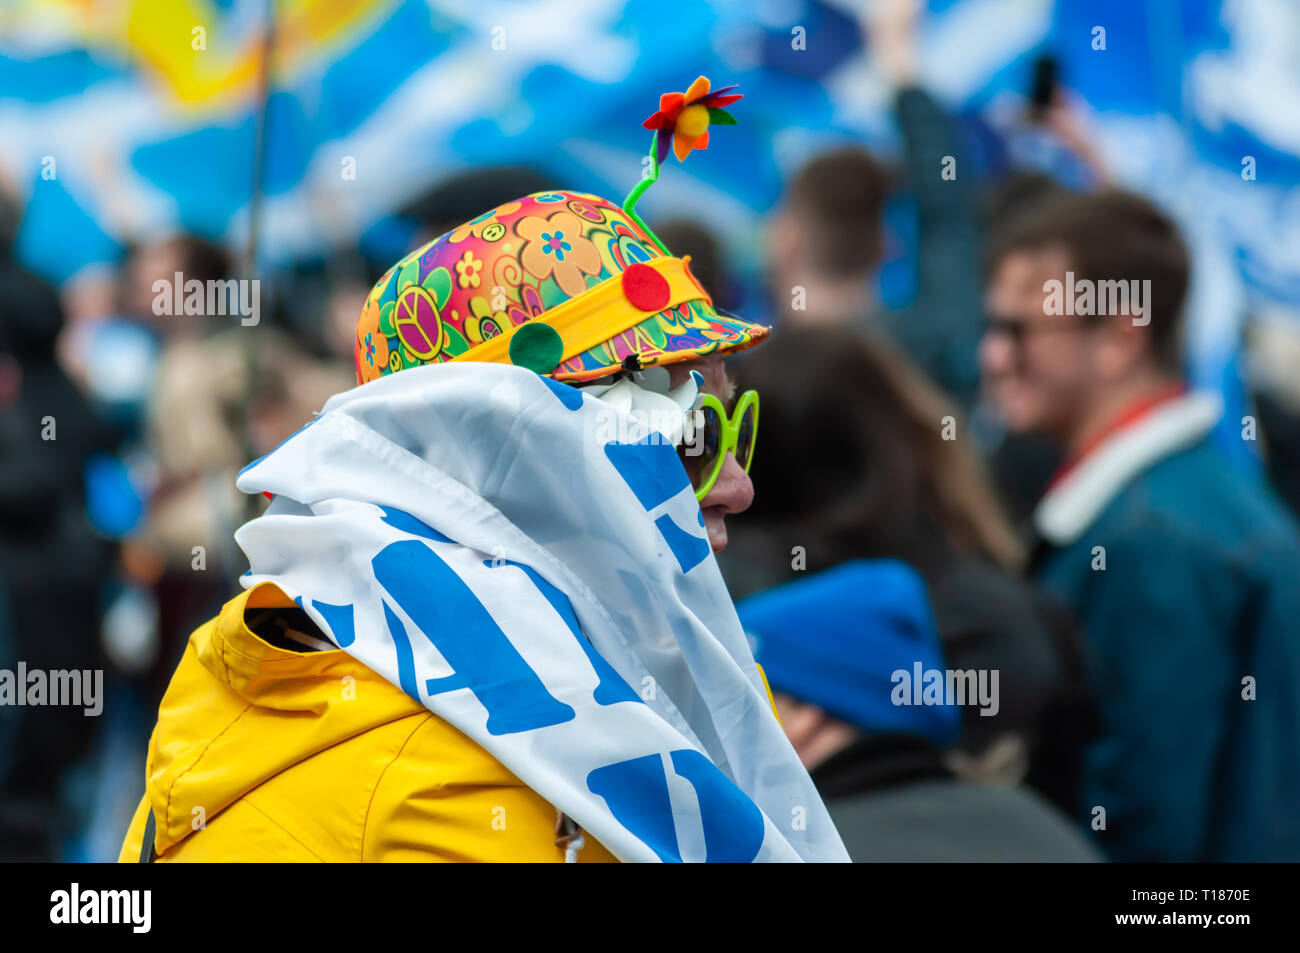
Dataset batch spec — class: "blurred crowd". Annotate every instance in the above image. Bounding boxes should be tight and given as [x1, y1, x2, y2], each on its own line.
[3, 5, 1300, 863]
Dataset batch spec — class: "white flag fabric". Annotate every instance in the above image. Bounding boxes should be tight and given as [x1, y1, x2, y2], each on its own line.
[234, 362, 849, 862]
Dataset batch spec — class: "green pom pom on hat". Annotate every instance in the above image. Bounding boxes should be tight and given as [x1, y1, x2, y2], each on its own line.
[508, 322, 565, 375]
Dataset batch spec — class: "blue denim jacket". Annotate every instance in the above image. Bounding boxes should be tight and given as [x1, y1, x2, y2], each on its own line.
[1031, 393, 1300, 861]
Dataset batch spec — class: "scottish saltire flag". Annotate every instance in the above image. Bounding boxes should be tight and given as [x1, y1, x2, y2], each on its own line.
[234, 363, 849, 862]
[6, 0, 1297, 325]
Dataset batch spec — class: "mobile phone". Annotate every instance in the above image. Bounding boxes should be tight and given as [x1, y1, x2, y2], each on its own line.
[1028, 54, 1059, 119]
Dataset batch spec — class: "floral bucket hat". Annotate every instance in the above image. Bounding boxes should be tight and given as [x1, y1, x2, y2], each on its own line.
[355, 75, 769, 385]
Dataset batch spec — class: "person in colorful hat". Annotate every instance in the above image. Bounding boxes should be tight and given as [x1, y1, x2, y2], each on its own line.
[120, 78, 850, 863]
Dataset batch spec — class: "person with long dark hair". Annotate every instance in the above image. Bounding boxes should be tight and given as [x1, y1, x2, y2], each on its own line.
[723, 325, 1093, 806]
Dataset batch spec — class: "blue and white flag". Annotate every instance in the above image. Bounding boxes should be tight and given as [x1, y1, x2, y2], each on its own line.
[234, 362, 849, 863]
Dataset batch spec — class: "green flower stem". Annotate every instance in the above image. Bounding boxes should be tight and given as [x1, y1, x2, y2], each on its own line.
[622, 131, 672, 256]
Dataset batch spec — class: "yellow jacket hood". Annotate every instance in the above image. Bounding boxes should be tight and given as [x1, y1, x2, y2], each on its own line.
[139, 582, 425, 854]
[125, 581, 778, 862]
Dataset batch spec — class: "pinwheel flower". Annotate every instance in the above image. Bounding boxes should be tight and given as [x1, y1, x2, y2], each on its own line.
[642, 75, 743, 163]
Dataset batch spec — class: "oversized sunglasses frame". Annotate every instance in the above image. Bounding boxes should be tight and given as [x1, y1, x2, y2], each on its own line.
[683, 389, 759, 501]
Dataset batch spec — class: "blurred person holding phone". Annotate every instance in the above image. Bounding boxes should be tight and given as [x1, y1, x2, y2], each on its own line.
[765, 0, 986, 411]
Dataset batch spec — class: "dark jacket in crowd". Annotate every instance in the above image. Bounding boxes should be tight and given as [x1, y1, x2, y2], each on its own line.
[815, 734, 1100, 863]
[739, 560, 1099, 862]
[1029, 392, 1300, 861]
[725, 524, 1092, 797]
[0, 262, 112, 860]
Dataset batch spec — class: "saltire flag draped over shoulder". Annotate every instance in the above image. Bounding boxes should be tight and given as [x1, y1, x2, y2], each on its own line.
[235, 362, 850, 862]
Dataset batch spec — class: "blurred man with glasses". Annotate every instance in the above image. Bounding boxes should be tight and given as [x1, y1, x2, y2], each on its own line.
[980, 189, 1300, 862]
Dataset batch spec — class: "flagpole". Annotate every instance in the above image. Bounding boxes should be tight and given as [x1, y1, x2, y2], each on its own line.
[240, 0, 276, 523]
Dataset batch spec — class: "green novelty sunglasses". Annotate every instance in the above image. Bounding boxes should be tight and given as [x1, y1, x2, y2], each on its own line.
[679, 389, 759, 501]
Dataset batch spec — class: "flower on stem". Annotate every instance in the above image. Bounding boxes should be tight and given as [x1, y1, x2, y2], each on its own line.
[642, 75, 742, 163]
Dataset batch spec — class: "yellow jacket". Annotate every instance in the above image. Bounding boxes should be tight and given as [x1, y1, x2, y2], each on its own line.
[121, 582, 779, 862]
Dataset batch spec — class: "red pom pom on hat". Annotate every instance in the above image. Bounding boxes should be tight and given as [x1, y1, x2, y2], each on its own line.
[621, 262, 671, 312]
